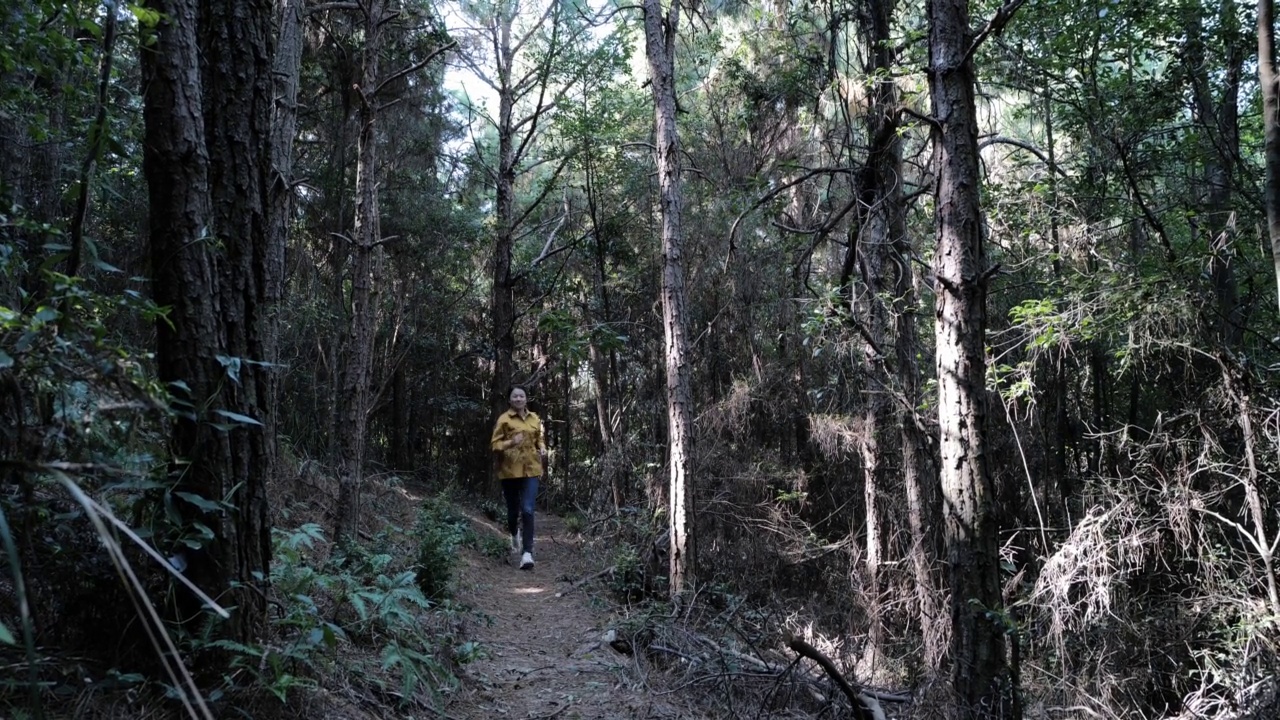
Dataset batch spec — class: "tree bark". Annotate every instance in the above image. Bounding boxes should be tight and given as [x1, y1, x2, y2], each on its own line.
[334, 0, 387, 546]
[643, 0, 694, 601]
[1186, 1, 1244, 346]
[862, 0, 946, 665]
[142, 0, 277, 643]
[264, 0, 303, 505]
[928, 0, 1012, 713]
[66, 4, 117, 278]
[489, 1, 518, 420]
[1260, 0, 1280, 316]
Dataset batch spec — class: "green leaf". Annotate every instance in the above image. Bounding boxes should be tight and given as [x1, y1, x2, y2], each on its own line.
[80, 18, 103, 39]
[213, 409, 262, 426]
[216, 354, 242, 384]
[0, 621, 15, 645]
[174, 491, 223, 513]
[128, 4, 163, 27]
[0, 350, 12, 369]
[106, 135, 128, 159]
[322, 623, 341, 647]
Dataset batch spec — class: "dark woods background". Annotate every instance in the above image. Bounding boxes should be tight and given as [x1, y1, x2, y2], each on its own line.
[2, 0, 1279, 718]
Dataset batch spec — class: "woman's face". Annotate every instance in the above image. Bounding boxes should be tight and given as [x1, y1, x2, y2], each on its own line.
[509, 388, 527, 411]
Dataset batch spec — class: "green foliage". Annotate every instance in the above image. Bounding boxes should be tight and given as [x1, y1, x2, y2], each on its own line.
[609, 542, 645, 602]
[452, 639, 487, 664]
[563, 511, 585, 534]
[0, 229, 177, 698]
[474, 532, 509, 561]
[478, 497, 503, 522]
[413, 496, 472, 601]
[195, 521, 457, 707]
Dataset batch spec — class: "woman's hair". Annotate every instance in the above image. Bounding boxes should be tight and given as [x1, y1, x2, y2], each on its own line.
[507, 385, 528, 399]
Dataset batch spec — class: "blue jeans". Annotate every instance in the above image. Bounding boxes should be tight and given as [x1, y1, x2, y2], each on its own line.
[501, 476, 538, 554]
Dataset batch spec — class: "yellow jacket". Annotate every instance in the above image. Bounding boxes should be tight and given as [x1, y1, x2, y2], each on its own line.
[490, 409, 545, 479]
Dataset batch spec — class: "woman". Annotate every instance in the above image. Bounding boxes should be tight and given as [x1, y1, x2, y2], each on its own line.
[489, 385, 546, 569]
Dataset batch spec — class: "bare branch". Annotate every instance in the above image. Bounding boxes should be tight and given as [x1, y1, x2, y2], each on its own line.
[373, 40, 458, 98]
[966, 0, 1029, 63]
[784, 634, 881, 720]
[724, 166, 858, 264]
[306, 1, 359, 15]
[979, 135, 1067, 177]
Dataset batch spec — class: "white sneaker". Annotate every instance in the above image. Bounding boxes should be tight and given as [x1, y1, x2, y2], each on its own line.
[511, 530, 521, 553]
[520, 552, 534, 570]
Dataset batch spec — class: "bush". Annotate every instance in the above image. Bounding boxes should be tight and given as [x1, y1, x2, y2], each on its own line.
[474, 533, 509, 561]
[413, 496, 471, 601]
[563, 511, 586, 534]
[203, 520, 456, 707]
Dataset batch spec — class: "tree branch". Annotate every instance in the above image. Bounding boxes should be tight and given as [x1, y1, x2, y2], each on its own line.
[965, 0, 1029, 64]
[979, 135, 1067, 177]
[306, 1, 360, 15]
[724, 166, 858, 267]
[785, 634, 883, 720]
[373, 40, 457, 98]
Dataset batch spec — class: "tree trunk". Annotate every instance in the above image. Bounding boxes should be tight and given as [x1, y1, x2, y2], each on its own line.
[1185, 1, 1244, 346]
[1260, 0, 1280, 315]
[928, 0, 1011, 714]
[490, 5, 518, 421]
[644, 0, 694, 602]
[65, 4, 117, 278]
[334, 0, 386, 546]
[263, 0, 303, 518]
[585, 142, 617, 456]
[142, 0, 276, 644]
[391, 365, 410, 469]
[200, 0, 277, 641]
[1042, 93, 1073, 529]
[860, 0, 946, 665]
[141, 0, 220, 611]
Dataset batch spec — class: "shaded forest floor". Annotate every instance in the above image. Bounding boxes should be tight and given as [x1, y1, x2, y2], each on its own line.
[442, 511, 699, 720]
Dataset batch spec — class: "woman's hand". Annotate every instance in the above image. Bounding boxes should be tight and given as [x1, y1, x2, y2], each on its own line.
[508, 431, 526, 449]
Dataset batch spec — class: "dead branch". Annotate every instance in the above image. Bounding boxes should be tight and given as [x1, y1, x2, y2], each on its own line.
[554, 565, 616, 597]
[785, 634, 883, 720]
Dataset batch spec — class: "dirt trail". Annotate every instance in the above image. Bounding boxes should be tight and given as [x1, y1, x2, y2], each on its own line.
[444, 513, 693, 720]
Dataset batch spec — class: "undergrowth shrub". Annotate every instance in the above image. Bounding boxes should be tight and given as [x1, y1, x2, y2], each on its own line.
[475, 533, 509, 560]
[563, 510, 585, 534]
[610, 542, 645, 601]
[202, 519, 457, 709]
[587, 507, 666, 603]
[413, 495, 471, 601]
[0, 254, 183, 714]
[478, 497, 502, 522]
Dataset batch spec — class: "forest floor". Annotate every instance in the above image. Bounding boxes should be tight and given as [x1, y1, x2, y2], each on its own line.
[441, 511, 700, 720]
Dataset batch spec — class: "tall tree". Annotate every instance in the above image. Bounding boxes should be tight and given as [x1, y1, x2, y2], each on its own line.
[140, 0, 277, 642]
[1259, 0, 1280, 315]
[65, 0, 118, 279]
[928, 0, 1019, 713]
[1184, 0, 1245, 345]
[333, 0, 389, 547]
[332, 0, 454, 544]
[454, 0, 571, 419]
[855, 0, 945, 664]
[643, 0, 694, 601]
